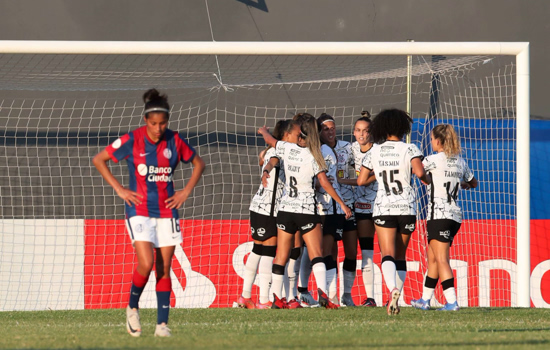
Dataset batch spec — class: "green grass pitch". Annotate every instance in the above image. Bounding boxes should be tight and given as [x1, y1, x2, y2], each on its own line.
[1, 307, 549, 349]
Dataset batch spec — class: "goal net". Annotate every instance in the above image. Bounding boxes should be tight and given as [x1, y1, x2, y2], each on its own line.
[0, 41, 531, 310]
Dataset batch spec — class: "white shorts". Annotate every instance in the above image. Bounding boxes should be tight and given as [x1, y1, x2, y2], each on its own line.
[125, 216, 183, 248]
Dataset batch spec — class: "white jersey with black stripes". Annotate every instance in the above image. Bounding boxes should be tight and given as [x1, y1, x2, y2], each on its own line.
[249, 147, 285, 217]
[423, 152, 474, 223]
[275, 140, 323, 215]
[361, 140, 423, 216]
[351, 141, 377, 214]
[316, 144, 344, 215]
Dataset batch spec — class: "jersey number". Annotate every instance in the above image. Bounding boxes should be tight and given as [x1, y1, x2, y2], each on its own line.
[289, 176, 298, 198]
[444, 181, 459, 203]
[379, 170, 403, 196]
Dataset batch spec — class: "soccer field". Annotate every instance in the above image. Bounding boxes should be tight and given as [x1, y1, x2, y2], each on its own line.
[1, 307, 549, 349]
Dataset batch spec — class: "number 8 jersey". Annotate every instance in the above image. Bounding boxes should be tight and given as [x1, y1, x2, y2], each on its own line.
[275, 140, 322, 215]
[361, 140, 423, 217]
[422, 152, 474, 223]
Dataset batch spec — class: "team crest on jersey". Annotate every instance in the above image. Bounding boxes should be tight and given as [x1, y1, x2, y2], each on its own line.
[257, 228, 266, 237]
[163, 148, 172, 159]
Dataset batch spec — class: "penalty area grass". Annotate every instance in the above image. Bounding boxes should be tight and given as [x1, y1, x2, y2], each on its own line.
[1, 307, 549, 349]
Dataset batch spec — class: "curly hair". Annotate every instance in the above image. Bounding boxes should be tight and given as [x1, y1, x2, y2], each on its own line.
[432, 124, 461, 157]
[370, 108, 412, 143]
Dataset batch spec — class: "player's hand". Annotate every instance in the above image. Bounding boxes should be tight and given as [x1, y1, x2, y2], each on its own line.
[261, 170, 270, 187]
[343, 205, 352, 220]
[116, 187, 143, 207]
[165, 190, 190, 209]
[257, 126, 269, 135]
[460, 180, 471, 190]
[421, 173, 432, 186]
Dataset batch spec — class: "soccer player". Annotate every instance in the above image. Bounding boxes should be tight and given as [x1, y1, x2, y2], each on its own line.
[238, 119, 297, 309]
[356, 108, 430, 315]
[338, 112, 378, 307]
[316, 113, 355, 306]
[411, 124, 477, 311]
[93, 89, 205, 337]
[258, 114, 352, 309]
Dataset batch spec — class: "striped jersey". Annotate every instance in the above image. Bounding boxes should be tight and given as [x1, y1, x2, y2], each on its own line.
[361, 141, 423, 216]
[316, 144, 344, 215]
[351, 141, 378, 214]
[249, 147, 286, 217]
[275, 141, 322, 215]
[106, 125, 196, 219]
[423, 152, 474, 223]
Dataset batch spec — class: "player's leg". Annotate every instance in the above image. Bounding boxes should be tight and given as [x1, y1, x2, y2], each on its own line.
[297, 243, 318, 307]
[375, 217, 400, 315]
[431, 239, 456, 308]
[412, 241, 437, 310]
[357, 214, 376, 306]
[154, 245, 175, 337]
[394, 215, 415, 293]
[239, 239, 262, 309]
[284, 232, 302, 307]
[341, 226, 358, 306]
[257, 236, 277, 308]
[271, 227, 294, 308]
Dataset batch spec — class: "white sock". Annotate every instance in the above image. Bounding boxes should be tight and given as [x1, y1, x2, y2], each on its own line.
[326, 268, 337, 299]
[443, 287, 457, 304]
[271, 273, 284, 299]
[292, 254, 301, 298]
[421, 286, 435, 301]
[242, 251, 261, 298]
[299, 247, 312, 291]
[381, 260, 397, 291]
[361, 249, 374, 298]
[258, 256, 274, 304]
[343, 269, 355, 294]
[312, 261, 327, 293]
[285, 258, 298, 300]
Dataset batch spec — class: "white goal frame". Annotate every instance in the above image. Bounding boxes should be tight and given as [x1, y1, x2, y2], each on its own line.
[0, 40, 530, 307]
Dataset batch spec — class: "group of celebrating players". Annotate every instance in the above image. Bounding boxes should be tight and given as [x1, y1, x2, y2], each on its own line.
[239, 108, 478, 315]
[94, 89, 478, 337]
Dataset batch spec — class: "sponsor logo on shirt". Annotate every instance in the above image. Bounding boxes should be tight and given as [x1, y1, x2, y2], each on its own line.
[137, 165, 174, 182]
[355, 202, 372, 210]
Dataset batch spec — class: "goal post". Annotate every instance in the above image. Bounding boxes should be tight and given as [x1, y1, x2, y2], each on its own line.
[0, 41, 530, 309]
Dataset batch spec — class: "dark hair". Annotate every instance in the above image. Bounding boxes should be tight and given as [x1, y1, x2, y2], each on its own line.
[354, 116, 372, 128]
[143, 88, 170, 119]
[272, 119, 292, 141]
[361, 110, 372, 118]
[292, 112, 315, 127]
[316, 113, 335, 132]
[370, 108, 412, 143]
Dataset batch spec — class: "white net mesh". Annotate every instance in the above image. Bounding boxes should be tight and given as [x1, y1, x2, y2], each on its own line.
[0, 51, 522, 310]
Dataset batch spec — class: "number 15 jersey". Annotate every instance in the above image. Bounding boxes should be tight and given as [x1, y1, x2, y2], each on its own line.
[361, 140, 423, 217]
[275, 141, 323, 215]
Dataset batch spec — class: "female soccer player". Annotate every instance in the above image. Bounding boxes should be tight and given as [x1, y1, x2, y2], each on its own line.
[338, 113, 378, 306]
[411, 124, 477, 311]
[93, 89, 205, 337]
[258, 114, 352, 309]
[316, 113, 355, 306]
[238, 119, 298, 309]
[357, 108, 430, 315]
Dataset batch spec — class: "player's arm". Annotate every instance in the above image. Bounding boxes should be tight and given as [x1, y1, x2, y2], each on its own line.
[261, 157, 280, 187]
[461, 176, 478, 190]
[345, 168, 376, 186]
[257, 126, 277, 148]
[317, 171, 352, 219]
[92, 149, 143, 207]
[258, 148, 268, 166]
[411, 157, 430, 185]
[165, 154, 206, 209]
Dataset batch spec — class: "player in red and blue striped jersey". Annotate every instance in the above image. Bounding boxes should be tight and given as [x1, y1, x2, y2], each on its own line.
[93, 88, 205, 337]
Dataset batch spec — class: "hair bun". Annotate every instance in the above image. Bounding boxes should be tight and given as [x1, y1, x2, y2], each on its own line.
[143, 88, 162, 103]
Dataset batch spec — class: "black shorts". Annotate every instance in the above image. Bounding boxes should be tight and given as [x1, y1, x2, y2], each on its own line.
[320, 214, 345, 241]
[355, 212, 373, 222]
[276, 211, 320, 235]
[427, 219, 461, 246]
[249, 211, 277, 241]
[373, 215, 416, 235]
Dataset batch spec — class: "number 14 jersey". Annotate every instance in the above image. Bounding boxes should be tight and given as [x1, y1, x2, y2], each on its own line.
[361, 140, 423, 217]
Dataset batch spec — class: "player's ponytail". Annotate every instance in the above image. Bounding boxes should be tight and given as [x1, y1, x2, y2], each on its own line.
[432, 124, 461, 157]
[300, 115, 327, 172]
[143, 88, 170, 119]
